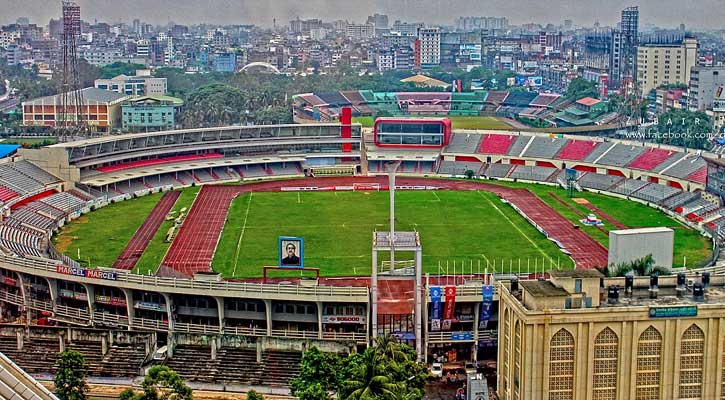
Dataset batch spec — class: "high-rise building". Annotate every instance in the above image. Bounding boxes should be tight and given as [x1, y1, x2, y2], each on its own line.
[637, 37, 698, 95]
[689, 66, 725, 111]
[366, 14, 389, 29]
[417, 27, 441, 68]
[345, 23, 375, 40]
[455, 16, 509, 31]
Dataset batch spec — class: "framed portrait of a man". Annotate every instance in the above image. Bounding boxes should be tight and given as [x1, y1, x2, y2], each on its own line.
[279, 236, 304, 268]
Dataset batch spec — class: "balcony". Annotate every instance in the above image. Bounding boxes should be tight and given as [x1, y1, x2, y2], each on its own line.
[427, 329, 497, 343]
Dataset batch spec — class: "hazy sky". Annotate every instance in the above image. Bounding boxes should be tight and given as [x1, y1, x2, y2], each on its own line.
[1, 0, 724, 29]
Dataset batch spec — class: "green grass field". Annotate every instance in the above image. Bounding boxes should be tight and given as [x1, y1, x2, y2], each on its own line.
[54, 181, 713, 277]
[352, 116, 512, 130]
[212, 190, 566, 277]
[53, 192, 166, 268]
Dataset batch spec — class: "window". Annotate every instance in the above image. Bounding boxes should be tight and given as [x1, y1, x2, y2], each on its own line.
[679, 325, 704, 399]
[593, 328, 619, 400]
[636, 326, 662, 400]
[513, 321, 521, 400]
[548, 329, 574, 400]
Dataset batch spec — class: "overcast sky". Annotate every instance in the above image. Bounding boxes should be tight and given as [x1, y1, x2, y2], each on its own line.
[1, 0, 724, 29]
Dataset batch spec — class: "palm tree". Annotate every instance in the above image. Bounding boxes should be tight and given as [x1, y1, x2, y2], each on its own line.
[600, 254, 671, 277]
[373, 335, 407, 365]
[343, 351, 399, 400]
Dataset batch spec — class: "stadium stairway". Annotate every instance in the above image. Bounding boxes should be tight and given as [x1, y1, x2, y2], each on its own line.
[261, 350, 302, 386]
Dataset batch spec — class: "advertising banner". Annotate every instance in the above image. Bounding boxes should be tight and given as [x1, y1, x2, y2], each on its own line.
[443, 286, 456, 321]
[479, 285, 495, 329]
[430, 286, 442, 331]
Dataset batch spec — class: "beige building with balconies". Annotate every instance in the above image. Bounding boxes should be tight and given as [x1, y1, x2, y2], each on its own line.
[498, 269, 725, 400]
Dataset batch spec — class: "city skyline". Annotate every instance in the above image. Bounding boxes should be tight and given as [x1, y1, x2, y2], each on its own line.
[1, 0, 724, 29]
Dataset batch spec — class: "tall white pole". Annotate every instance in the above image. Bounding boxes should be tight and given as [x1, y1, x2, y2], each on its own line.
[388, 161, 401, 273]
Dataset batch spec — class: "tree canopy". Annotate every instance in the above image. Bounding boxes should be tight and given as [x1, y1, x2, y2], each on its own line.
[120, 365, 192, 400]
[54, 350, 89, 400]
[599, 254, 671, 277]
[290, 336, 428, 400]
[654, 109, 712, 150]
[565, 77, 599, 100]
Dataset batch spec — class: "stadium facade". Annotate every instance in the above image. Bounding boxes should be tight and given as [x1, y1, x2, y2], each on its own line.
[0, 115, 724, 390]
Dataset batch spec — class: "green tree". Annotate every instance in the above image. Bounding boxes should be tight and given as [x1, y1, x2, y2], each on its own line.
[54, 350, 89, 400]
[290, 346, 342, 398]
[98, 62, 147, 79]
[139, 365, 192, 400]
[342, 350, 399, 400]
[565, 77, 599, 100]
[465, 169, 475, 179]
[655, 109, 712, 150]
[246, 389, 265, 400]
[600, 254, 671, 277]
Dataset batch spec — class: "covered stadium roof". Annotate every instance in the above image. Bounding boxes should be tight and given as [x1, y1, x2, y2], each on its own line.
[0, 144, 20, 159]
[22, 87, 129, 106]
[400, 74, 451, 88]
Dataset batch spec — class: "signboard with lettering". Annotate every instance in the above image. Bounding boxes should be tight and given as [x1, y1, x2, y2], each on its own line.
[451, 332, 474, 341]
[134, 301, 167, 312]
[322, 315, 366, 324]
[649, 306, 697, 318]
[56, 265, 117, 281]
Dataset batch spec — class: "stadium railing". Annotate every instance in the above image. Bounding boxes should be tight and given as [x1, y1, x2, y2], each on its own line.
[427, 329, 497, 343]
[0, 255, 370, 300]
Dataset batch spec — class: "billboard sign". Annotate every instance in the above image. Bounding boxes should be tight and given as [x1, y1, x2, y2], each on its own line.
[527, 76, 543, 86]
[279, 236, 304, 268]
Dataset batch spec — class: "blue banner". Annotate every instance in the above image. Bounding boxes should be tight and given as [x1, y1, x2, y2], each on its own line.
[479, 285, 494, 330]
[430, 287, 442, 331]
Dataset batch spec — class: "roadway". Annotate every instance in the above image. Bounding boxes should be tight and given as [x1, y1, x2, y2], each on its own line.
[0, 79, 18, 113]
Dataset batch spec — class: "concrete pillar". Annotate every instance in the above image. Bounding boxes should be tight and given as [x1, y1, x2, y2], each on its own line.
[101, 335, 108, 355]
[47, 278, 58, 313]
[264, 300, 272, 336]
[16, 331, 23, 351]
[365, 301, 371, 348]
[108, 331, 113, 346]
[210, 338, 217, 360]
[58, 334, 64, 352]
[256, 340, 263, 363]
[316, 302, 323, 339]
[414, 248, 423, 362]
[473, 302, 480, 362]
[214, 297, 225, 333]
[168, 334, 175, 358]
[371, 249, 378, 340]
[81, 283, 95, 325]
[121, 288, 135, 329]
[16, 274, 30, 325]
[161, 294, 174, 332]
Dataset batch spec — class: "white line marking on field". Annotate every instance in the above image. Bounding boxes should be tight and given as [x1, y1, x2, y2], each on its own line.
[476, 190, 554, 264]
[432, 191, 441, 202]
[297, 192, 301, 203]
[232, 193, 253, 276]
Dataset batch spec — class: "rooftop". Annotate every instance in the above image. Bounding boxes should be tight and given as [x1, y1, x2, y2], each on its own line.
[400, 74, 451, 88]
[520, 280, 569, 297]
[576, 97, 602, 107]
[22, 87, 129, 106]
[548, 269, 604, 279]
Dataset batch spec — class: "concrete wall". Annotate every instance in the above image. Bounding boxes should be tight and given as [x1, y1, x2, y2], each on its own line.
[608, 227, 674, 269]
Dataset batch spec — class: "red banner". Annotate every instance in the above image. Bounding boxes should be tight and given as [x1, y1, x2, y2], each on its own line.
[443, 286, 456, 320]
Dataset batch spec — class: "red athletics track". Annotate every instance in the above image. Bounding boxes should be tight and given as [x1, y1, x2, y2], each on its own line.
[158, 176, 609, 278]
[112, 190, 181, 270]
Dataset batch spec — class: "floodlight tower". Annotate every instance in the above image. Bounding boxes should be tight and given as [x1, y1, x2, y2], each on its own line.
[59, 1, 86, 139]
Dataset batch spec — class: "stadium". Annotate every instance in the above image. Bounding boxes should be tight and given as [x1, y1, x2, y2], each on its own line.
[0, 110, 721, 395]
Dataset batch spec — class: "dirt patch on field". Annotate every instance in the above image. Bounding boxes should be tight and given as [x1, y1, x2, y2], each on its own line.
[53, 215, 88, 253]
[572, 198, 590, 205]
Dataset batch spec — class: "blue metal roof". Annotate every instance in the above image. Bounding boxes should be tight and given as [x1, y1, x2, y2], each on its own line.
[0, 144, 20, 159]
